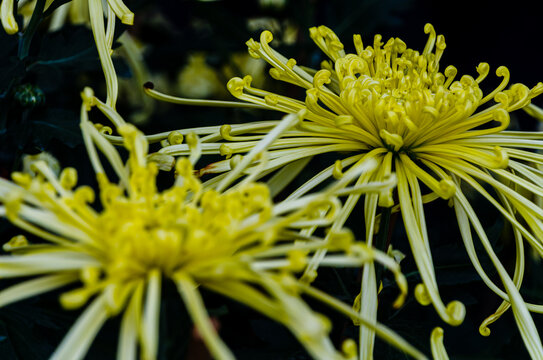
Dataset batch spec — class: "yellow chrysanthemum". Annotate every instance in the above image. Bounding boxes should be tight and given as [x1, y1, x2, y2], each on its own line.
[0, 89, 426, 360]
[177, 53, 224, 99]
[147, 24, 543, 358]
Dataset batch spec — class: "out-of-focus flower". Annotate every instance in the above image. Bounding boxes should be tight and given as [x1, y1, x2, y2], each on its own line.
[247, 17, 298, 46]
[149, 24, 543, 358]
[222, 53, 268, 89]
[0, 88, 426, 360]
[178, 53, 224, 99]
[117, 32, 155, 125]
[21, 151, 60, 176]
[48, 0, 89, 31]
[258, 0, 287, 10]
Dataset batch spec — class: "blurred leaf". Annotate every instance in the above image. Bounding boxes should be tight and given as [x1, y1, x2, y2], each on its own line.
[0, 297, 74, 360]
[32, 25, 99, 71]
[0, 60, 25, 98]
[32, 108, 82, 148]
[0, 29, 24, 97]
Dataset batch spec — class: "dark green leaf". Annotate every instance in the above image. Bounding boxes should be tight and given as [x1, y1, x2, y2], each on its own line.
[31, 26, 99, 72]
[32, 108, 82, 148]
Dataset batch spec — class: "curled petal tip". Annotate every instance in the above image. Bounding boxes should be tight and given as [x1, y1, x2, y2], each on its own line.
[430, 327, 449, 360]
[479, 324, 491, 337]
[227, 77, 245, 97]
[167, 131, 184, 145]
[260, 30, 273, 43]
[446, 300, 465, 326]
[424, 23, 435, 34]
[332, 160, 344, 179]
[81, 87, 95, 105]
[496, 66, 510, 78]
[492, 146, 509, 169]
[414, 283, 432, 306]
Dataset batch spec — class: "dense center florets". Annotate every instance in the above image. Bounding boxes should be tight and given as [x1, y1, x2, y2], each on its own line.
[227, 24, 531, 160]
[96, 162, 273, 280]
[314, 35, 487, 153]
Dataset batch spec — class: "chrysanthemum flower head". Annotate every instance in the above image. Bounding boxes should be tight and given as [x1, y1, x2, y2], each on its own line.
[0, 88, 427, 359]
[152, 24, 543, 357]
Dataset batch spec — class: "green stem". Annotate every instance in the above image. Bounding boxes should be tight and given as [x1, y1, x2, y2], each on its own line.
[18, 0, 47, 59]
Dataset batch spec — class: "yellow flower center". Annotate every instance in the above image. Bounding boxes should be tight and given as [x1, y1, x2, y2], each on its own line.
[306, 25, 510, 154]
[228, 24, 542, 161]
[95, 159, 273, 281]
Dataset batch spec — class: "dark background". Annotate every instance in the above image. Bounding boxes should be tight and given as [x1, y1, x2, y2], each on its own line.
[1, 0, 543, 359]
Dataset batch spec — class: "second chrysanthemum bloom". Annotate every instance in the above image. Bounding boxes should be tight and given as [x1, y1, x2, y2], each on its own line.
[152, 23, 543, 358]
[0, 88, 426, 359]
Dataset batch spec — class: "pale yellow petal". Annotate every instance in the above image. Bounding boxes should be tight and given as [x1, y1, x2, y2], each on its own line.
[358, 194, 379, 358]
[267, 157, 312, 197]
[1, 0, 18, 34]
[141, 269, 161, 360]
[105, 0, 134, 24]
[453, 189, 543, 359]
[358, 263, 378, 359]
[0, 251, 98, 278]
[0, 273, 77, 307]
[217, 112, 302, 192]
[301, 283, 428, 360]
[117, 282, 144, 360]
[50, 293, 109, 360]
[88, 0, 118, 107]
[430, 327, 449, 360]
[396, 160, 464, 326]
[176, 273, 235, 360]
[105, 4, 115, 49]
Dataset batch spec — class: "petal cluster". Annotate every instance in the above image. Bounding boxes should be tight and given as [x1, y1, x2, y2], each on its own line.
[151, 24, 543, 358]
[0, 88, 422, 359]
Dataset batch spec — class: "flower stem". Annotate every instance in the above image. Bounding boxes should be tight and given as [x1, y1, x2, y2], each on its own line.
[18, 0, 46, 59]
